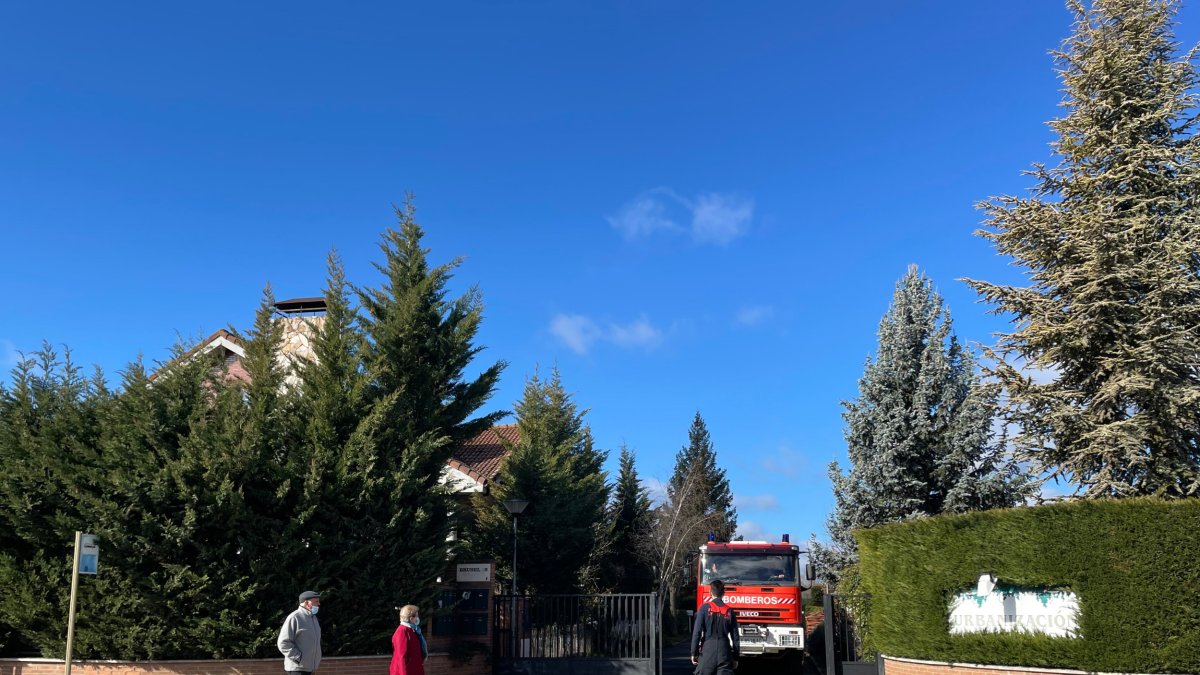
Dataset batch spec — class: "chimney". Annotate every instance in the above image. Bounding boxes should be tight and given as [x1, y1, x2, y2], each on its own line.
[273, 297, 327, 375]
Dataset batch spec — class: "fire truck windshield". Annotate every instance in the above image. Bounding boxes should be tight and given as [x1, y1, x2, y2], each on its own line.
[701, 553, 798, 586]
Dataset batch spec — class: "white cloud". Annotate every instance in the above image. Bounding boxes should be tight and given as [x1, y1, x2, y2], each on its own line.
[607, 194, 681, 240]
[642, 477, 669, 506]
[608, 189, 753, 246]
[761, 446, 807, 478]
[735, 520, 778, 542]
[1038, 478, 1078, 503]
[691, 193, 754, 245]
[735, 305, 774, 328]
[549, 314, 665, 355]
[733, 493, 780, 510]
[609, 317, 664, 350]
[549, 314, 603, 355]
[1, 340, 21, 369]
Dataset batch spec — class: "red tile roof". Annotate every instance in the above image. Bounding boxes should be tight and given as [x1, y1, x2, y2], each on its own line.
[448, 424, 519, 486]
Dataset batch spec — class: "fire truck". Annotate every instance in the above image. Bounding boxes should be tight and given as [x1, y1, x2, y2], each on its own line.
[694, 534, 814, 659]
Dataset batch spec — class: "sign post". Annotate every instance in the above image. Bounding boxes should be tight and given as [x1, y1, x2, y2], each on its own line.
[64, 533, 97, 675]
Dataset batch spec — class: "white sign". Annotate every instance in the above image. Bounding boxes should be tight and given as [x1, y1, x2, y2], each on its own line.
[456, 563, 492, 582]
[79, 534, 99, 575]
[949, 583, 1079, 638]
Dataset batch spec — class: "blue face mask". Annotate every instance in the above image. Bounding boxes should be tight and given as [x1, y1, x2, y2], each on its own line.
[409, 617, 420, 627]
[310, 606, 319, 616]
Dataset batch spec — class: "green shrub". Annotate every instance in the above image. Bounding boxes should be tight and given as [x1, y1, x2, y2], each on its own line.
[808, 584, 824, 609]
[856, 498, 1200, 673]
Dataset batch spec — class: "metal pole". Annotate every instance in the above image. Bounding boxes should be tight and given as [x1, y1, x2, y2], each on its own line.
[510, 514, 518, 660]
[64, 531, 82, 675]
[824, 593, 838, 675]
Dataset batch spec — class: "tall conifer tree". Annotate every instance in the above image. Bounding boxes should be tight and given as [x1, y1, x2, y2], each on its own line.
[320, 204, 506, 651]
[471, 369, 608, 594]
[814, 267, 1033, 581]
[601, 445, 654, 592]
[666, 412, 736, 543]
[0, 346, 105, 656]
[967, 0, 1200, 498]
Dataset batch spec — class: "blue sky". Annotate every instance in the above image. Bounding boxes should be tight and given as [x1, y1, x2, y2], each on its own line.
[6, 2, 1200, 548]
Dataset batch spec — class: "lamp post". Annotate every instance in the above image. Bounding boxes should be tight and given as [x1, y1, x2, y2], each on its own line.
[502, 498, 530, 661]
[502, 498, 529, 595]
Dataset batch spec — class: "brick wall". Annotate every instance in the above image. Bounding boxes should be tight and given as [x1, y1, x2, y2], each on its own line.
[804, 611, 824, 636]
[883, 655, 1156, 675]
[0, 652, 487, 675]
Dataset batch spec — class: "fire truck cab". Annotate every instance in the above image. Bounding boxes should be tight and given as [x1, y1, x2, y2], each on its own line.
[695, 535, 812, 658]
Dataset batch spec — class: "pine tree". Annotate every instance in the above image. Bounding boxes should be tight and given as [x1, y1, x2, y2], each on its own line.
[966, 0, 1200, 498]
[814, 267, 1034, 581]
[666, 412, 736, 543]
[650, 412, 737, 617]
[471, 369, 609, 595]
[601, 445, 654, 592]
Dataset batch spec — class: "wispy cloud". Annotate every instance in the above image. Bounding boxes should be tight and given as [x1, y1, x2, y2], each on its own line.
[606, 194, 682, 240]
[691, 192, 754, 245]
[733, 493, 780, 511]
[735, 520, 777, 542]
[549, 314, 603, 355]
[1, 340, 21, 369]
[609, 317, 664, 350]
[608, 189, 753, 245]
[735, 305, 774, 328]
[761, 446, 807, 479]
[642, 477, 669, 506]
[549, 314, 665, 355]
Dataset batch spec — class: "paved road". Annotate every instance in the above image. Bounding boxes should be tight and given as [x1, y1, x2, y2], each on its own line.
[662, 632, 823, 675]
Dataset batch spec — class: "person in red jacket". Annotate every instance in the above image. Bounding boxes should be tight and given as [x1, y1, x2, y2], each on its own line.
[390, 605, 426, 675]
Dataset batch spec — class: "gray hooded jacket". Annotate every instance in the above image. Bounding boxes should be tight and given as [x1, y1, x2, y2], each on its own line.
[278, 606, 322, 672]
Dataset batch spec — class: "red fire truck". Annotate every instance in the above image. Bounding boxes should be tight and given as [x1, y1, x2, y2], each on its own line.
[694, 534, 813, 659]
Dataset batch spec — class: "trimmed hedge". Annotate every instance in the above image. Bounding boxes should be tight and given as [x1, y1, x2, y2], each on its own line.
[856, 498, 1200, 673]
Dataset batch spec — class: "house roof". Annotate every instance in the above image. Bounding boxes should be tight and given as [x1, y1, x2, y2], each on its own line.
[448, 424, 519, 486]
[148, 328, 247, 382]
[150, 323, 516, 488]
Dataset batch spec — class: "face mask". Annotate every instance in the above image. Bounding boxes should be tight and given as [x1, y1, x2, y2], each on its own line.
[409, 617, 420, 627]
[310, 606, 319, 616]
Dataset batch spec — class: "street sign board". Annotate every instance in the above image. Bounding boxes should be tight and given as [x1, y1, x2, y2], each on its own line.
[79, 534, 98, 575]
[456, 563, 492, 582]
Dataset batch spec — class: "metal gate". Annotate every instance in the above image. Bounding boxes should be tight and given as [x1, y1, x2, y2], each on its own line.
[823, 593, 877, 675]
[493, 593, 659, 675]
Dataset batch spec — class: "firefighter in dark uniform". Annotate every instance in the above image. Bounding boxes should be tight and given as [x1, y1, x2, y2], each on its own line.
[690, 579, 739, 674]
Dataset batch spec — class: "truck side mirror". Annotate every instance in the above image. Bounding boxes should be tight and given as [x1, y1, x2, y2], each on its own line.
[805, 563, 816, 582]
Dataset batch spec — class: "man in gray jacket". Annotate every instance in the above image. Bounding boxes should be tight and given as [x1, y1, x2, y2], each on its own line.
[278, 590, 322, 674]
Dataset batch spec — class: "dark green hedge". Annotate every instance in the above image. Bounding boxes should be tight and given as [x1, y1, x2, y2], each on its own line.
[856, 498, 1200, 673]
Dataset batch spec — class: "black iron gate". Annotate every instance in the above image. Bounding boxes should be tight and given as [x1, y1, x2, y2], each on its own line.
[494, 594, 659, 675]
[823, 593, 876, 675]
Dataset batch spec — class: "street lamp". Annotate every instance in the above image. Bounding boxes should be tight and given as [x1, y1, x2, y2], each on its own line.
[502, 498, 530, 595]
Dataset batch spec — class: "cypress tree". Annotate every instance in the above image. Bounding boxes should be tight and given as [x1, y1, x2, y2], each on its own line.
[814, 267, 1034, 581]
[0, 346, 105, 656]
[966, 0, 1200, 498]
[327, 204, 506, 649]
[471, 369, 609, 594]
